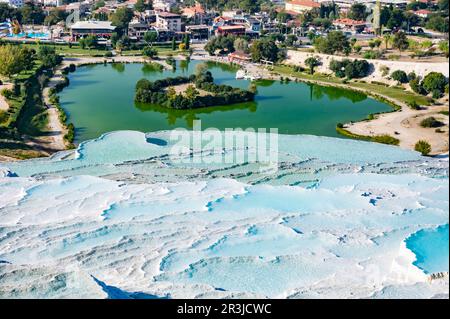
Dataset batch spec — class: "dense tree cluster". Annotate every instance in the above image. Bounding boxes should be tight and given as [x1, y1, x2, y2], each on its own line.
[135, 72, 255, 109]
[409, 72, 448, 98]
[313, 31, 350, 55]
[250, 38, 282, 62]
[329, 59, 371, 79]
[0, 45, 34, 78]
[205, 35, 237, 55]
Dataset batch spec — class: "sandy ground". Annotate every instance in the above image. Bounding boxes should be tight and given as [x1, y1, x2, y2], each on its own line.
[0, 83, 13, 111]
[347, 100, 449, 154]
[169, 83, 210, 96]
[285, 50, 449, 83]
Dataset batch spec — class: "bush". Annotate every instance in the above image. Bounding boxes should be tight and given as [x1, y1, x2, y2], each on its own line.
[420, 117, 444, 128]
[380, 65, 390, 77]
[372, 134, 400, 145]
[409, 78, 425, 95]
[414, 140, 431, 156]
[330, 59, 370, 79]
[1, 88, 13, 99]
[422, 72, 448, 97]
[391, 70, 408, 84]
[407, 100, 421, 110]
[363, 50, 383, 59]
[407, 72, 417, 82]
[104, 51, 113, 58]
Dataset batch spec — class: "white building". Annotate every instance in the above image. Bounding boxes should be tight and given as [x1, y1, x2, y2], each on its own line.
[0, 0, 23, 8]
[156, 11, 181, 32]
[153, 0, 177, 12]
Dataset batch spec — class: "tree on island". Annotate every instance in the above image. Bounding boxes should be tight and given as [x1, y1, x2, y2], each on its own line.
[185, 85, 199, 100]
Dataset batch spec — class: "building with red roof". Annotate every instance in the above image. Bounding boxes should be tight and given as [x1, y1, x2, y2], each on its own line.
[285, 0, 321, 14]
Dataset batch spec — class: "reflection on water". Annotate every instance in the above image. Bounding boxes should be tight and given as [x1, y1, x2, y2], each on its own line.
[142, 63, 164, 75]
[135, 101, 258, 128]
[59, 60, 392, 142]
[111, 63, 126, 73]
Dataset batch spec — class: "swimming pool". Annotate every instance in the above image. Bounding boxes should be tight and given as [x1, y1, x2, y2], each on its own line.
[7, 32, 49, 39]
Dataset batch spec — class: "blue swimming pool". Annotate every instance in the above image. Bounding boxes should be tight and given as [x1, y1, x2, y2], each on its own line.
[7, 32, 49, 39]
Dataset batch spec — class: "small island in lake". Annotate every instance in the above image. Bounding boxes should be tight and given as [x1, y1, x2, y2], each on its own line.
[134, 65, 256, 109]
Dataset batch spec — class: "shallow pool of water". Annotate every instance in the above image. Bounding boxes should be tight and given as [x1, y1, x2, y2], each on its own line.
[59, 60, 392, 142]
[406, 224, 449, 274]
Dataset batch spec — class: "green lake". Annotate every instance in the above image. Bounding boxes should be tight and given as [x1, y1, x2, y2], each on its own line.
[59, 60, 392, 142]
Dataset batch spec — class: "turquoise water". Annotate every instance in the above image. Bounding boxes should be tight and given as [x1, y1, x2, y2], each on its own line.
[59, 60, 392, 142]
[406, 224, 449, 274]
[8, 32, 49, 38]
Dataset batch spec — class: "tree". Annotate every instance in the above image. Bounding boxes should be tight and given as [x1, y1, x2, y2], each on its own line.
[134, 0, 146, 12]
[195, 62, 208, 77]
[20, 2, 45, 25]
[205, 35, 236, 55]
[0, 45, 33, 78]
[409, 77, 425, 94]
[37, 45, 61, 68]
[83, 35, 97, 50]
[110, 7, 134, 32]
[314, 31, 350, 55]
[391, 70, 408, 83]
[234, 37, 249, 53]
[142, 46, 157, 59]
[439, 0, 449, 13]
[144, 31, 158, 47]
[348, 3, 367, 21]
[185, 85, 199, 100]
[167, 87, 177, 101]
[250, 39, 280, 63]
[426, 15, 449, 33]
[285, 34, 298, 47]
[392, 32, 409, 51]
[422, 72, 448, 96]
[383, 34, 392, 50]
[439, 40, 449, 58]
[44, 8, 67, 26]
[184, 34, 190, 50]
[304, 57, 321, 74]
[170, 37, 175, 51]
[415, 140, 432, 156]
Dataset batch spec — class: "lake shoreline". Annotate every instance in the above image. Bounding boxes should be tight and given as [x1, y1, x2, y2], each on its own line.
[2, 54, 447, 161]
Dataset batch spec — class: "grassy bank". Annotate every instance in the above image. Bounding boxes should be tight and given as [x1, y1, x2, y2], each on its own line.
[336, 125, 400, 146]
[272, 65, 432, 107]
[12, 42, 181, 57]
[0, 60, 51, 159]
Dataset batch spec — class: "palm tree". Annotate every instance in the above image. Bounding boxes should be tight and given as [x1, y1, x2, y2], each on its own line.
[383, 34, 391, 50]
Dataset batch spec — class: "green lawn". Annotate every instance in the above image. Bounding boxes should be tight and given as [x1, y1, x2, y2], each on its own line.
[16, 42, 180, 57]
